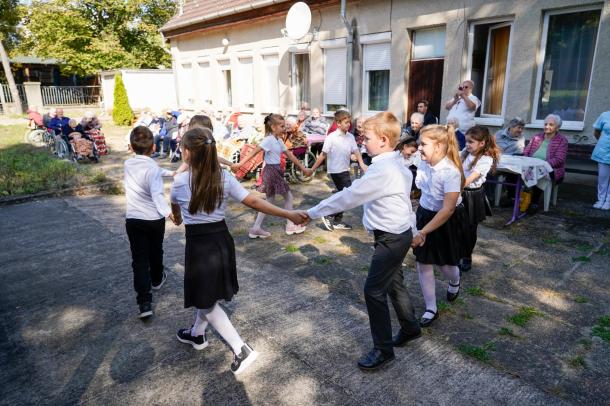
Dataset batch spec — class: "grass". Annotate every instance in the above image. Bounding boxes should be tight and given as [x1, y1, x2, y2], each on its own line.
[467, 286, 485, 296]
[314, 256, 332, 265]
[571, 256, 591, 263]
[91, 171, 109, 184]
[567, 356, 586, 369]
[359, 266, 369, 273]
[579, 338, 592, 350]
[576, 243, 593, 252]
[591, 315, 610, 343]
[457, 341, 496, 362]
[507, 306, 542, 327]
[313, 236, 327, 244]
[573, 295, 588, 304]
[543, 237, 559, 245]
[498, 327, 520, 338]
[284, 244, 299, 253]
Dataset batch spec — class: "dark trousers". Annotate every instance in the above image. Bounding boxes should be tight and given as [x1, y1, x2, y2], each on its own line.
[154, 135, 170, 154]
[125, 218, 165, 304]
[364, 229, 420, 355]
[329, 171, 352, 222]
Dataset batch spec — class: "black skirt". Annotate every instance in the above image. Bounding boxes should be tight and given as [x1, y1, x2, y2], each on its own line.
[414, 204, 469, 266]
[462, 186, 492, 225]
[184, 220, 238, 309]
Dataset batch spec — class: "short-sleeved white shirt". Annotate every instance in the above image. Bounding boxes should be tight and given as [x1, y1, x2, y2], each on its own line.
[462, 152, 493, 189]
[416, 157, 463, 211]
[447, 94, 481, 132]
[170, 170, 249, 225]
[259, 135, 287, 164]
[321, 130, 359, 174]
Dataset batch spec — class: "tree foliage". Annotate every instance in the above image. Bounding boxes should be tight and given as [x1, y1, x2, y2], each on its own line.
[18, 0, 176, 76]
[112, 73, 133, 126]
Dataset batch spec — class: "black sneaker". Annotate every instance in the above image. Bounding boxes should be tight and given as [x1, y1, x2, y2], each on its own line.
[152, 271, 167, 290]
[176, 327, 209, 350]
[139, 302, 153, 319]
[230, 343, 259, 375]
[321, 216, 334, 231]
[458, 258, 471, 273]
[333, 221, 352, 230]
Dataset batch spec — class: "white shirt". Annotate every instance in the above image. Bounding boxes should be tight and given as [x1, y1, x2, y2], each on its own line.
[416, 157, 463, 211]
[308, 151, 417, 234]
[259, 135, 287, 164]
[447, 94, 481, 132]
[170, 169, 249, 225]
[403, 151, 422, 168]
[462, 152, 493, 189]
[322, 130, 359, 174]
[124, 155, 172, 220]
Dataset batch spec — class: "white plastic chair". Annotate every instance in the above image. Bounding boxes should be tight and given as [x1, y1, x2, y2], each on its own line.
[542, 183, 559, 212]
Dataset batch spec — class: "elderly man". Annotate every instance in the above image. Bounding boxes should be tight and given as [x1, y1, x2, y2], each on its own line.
[402, 112, 424, 140]
[417, 100, 438, 126]
[445, 80, 480, 133]
[49, 108, 71, 136]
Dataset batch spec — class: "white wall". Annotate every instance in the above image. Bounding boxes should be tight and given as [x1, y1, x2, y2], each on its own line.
[101, 70, 177, 113]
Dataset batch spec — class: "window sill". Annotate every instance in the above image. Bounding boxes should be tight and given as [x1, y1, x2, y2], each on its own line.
[474, 117, 504, 127]
[526, 121, 584, 131]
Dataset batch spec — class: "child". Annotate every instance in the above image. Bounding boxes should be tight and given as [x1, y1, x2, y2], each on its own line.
[412, 124, 468, 327]
[170, 127, 306, 374]
[299, 112, 421, 371]
[397, 136, 421, 199]
[124, 126, 175, 319]
[459, 125, 500, 272]
[232, 114, 311, 238]
[309, 110, 367, 231]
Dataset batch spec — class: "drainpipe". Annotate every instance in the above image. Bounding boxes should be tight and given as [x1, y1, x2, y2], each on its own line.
[340, 0, 353, 113]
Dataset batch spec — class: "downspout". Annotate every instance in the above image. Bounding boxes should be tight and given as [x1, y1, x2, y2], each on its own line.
[340, 0, 353, 113]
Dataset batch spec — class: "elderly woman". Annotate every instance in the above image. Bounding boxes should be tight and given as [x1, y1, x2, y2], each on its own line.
[523, 114, 568, 213]
[446, 117, 466, 150]
[495, 117, 525, 155]
[592, 110, 610, 210]
[81, 111, 101, 131]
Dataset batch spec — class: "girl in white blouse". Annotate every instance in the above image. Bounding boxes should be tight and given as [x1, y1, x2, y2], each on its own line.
[412, 125, 468, 327]
[459, 126, 500, 272]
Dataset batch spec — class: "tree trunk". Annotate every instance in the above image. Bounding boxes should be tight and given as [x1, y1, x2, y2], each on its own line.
[0, 39, 23, 115]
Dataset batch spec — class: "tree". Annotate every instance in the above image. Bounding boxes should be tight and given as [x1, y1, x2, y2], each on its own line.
[18, 0, 176, 76]
[0, 0, 23, 114]
[112, 73, 133, 126]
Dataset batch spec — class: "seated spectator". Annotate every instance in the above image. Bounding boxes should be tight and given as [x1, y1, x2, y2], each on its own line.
[153, 110, 178, 158]
[416, 100, 438, 126]
[67, 119, 86, 139]
[523, 114, 568, 213]
[284, 117, 308, 149]
[301, 107, 328, 137]
[495, 117, 525, 155]
[401, 112, 424, 140]
[447, 117, 466, 150]
[226, 108, 242, 130]
[43, 107, 56, 128]
[49, 108, 71, 136]
[213, 111, 230, 140]
[26, 106, 44, 128]
[80, 111, 101, 131]
[296, 109, 308, 129]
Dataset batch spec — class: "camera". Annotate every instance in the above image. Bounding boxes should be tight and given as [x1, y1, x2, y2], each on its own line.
[458, 86, 464, 91]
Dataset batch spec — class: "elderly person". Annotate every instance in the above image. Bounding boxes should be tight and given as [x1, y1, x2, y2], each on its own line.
[417, 100, 438, 126]
[445, 79, 480, 133]
[592, 110, 610, 210]
[26, 106, 44, 128]
[49, 108, 71, 136]
[402, 112, 424, 140]
[301, 107, 328, 137]
[495, 117, 525, 155]
[446, 117, 466, 150]
[43, 107, 56, 128]
[81, 111, 101, 131]
[523, 114, 568, 213]
[296, 109, 308, 129]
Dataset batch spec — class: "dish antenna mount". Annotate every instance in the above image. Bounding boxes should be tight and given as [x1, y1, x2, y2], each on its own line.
[284, 2, 312, 41]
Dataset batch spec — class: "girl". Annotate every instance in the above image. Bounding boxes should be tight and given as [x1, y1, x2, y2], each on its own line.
[170, 127, 306, 374]
[459, 126, 500, 272]
[232, 114, 312, 238]
[412, 124, 468, 327]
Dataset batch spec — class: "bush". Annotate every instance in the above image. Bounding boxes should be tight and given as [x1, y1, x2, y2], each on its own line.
[112, 73, 134, 126]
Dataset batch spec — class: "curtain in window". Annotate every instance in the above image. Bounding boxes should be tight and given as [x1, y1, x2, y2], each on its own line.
[484, 26, 510, 115]
[368, 70, 390, 111]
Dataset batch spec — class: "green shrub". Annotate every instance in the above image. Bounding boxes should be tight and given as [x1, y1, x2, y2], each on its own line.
[112, 73, 134, 126]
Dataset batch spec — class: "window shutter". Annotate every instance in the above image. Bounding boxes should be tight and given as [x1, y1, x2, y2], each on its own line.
[364, 43, 391, 71]
[324, 47, 347, 106]
[263, 54, 279, 109]
[239, 57, 254, 106]
[180, 64, 193, 106]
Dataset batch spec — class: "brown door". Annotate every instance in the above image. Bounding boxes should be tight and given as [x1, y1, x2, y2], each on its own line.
[407, 59, 444, 121]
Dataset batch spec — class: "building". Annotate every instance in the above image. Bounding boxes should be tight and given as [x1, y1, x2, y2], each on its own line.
[160, 0, 610, 148]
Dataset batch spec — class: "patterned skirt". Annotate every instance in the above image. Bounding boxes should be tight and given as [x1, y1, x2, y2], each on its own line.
[257, 163, 290, 197]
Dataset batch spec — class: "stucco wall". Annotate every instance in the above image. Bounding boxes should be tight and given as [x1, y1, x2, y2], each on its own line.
[101, 70, 177, 113]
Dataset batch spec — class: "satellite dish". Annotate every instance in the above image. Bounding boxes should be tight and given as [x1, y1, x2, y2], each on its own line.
[285, 2, 312, 40]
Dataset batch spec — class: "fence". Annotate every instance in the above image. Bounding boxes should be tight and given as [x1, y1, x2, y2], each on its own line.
[41, 86, 101, 106]
[0, 84, 27, 113]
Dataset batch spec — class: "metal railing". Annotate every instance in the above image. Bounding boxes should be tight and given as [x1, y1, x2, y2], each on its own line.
[0, 84, 27, 114]
[41, 86, 101, 106]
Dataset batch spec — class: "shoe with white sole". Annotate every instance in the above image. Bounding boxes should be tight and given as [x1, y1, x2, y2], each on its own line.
[593, 201, 603, 209]
[230, 343, 258, 375]
[248, 228, 271, 239]
[602, 202, 610, 211]
[286, 223, 306, 235]
[321, 216, 334, 231]
[151, 270, 167, 290]
[176, 327, 209, 350]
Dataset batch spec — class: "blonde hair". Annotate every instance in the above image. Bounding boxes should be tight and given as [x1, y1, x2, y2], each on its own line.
[419, 124, 465, 189]
[363, 112, 401, 147]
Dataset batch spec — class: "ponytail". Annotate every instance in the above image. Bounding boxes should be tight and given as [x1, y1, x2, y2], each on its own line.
[264, 113, 284, 135]
[420, 124, 465, 190]
[464, 125, 502, 174]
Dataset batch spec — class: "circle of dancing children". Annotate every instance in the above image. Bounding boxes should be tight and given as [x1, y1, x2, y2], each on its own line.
[169, 127, 306, 374]
[232, 113, 312, 238]
[299, 112, 421, 371]
[458, 125, 500, 272]
[309, 109, 368, 231]
[411, 124, 469, 327]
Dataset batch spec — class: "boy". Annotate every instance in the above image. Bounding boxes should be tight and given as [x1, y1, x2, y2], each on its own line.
[309, 110, 367, 231]
[297, 112, 421, 371]
[125, 126, 174, 318]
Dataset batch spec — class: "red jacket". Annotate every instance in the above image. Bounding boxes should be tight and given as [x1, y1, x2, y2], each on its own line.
[523, 132, 568, 181]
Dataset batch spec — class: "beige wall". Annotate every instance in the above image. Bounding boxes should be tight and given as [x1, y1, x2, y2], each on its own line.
[169, 0, 610, 144]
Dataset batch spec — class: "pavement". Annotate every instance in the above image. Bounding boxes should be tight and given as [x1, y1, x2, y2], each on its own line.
[1, 170, 609, 405]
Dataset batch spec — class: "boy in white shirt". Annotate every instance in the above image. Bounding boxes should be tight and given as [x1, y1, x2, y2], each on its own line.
[309, 110, 367, 231]
[124, 126, 175, 319]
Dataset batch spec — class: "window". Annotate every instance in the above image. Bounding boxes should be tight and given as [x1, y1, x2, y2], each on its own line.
[412, 28, 445, 59]
[218, 60, 232, 108]
[467, 21, 513, 120]
[291, 52, 310, 110]
[198, 62, 212, 105]
[238, 57, 254, 109]
[262, 54, 279, 110]
[179, 63, 194, 107]
[363, 42, 390, 113]
[323, 47, 347, 113]
[533, 7, 601, 126]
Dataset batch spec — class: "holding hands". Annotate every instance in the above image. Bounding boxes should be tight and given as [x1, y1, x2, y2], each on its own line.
[411, 232, 426, 248]
[288, 210, 310, 226]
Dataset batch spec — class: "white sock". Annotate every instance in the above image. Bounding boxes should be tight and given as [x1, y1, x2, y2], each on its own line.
[203, 302, 245, 354]
[441, 265, 460, 293]
[190, 309, 209, 337]
[417, 262, 437, 316]
[282, 192, 293, 226]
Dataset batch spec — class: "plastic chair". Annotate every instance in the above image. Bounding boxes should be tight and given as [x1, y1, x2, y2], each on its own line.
[542, 182, 559, 212]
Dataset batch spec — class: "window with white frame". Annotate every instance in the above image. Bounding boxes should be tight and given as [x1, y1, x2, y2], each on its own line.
[363, 42, 390, 114]
[533, 6, 601, 126]
[179, 63, 194, 107]
[218, 59, 232, 108]
[238, 57, 254, 109]
[198, 62, 212, 106]
[468, 20, 513, 119]
[262, 54, 279, 111]
[291, 52, 310, 110]
[323, 47, 347, 113]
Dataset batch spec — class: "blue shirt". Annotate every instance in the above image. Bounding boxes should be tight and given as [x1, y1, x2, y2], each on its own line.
[592, 111, 610, 164]
[49, 116, 70, 135]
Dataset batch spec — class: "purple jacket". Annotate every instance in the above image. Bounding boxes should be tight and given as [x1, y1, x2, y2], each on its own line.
[523, 132, 568, 181]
